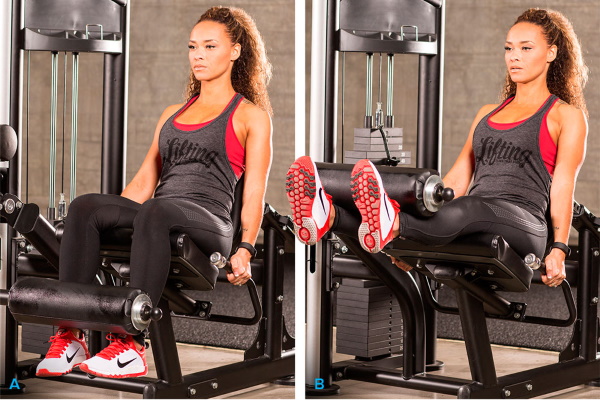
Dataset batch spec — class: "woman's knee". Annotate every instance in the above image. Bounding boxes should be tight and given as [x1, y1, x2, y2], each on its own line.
[133, 199, 172, 231]
[67, 193, 111, 220]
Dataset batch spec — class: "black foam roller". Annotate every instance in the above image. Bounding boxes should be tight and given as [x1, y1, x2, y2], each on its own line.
[8, 277, 146, 335]
[315, 163, 439, 217]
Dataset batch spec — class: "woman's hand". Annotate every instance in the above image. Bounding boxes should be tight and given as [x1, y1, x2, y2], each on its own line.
[389, 255, 413, 272]
[541, 248, 567, 287]
[227, 248, 253, 286]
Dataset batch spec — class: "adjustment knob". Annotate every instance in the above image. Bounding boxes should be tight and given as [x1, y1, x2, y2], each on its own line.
[433, 185, 455, 203]
[442, 187, 455, 202]
[140, 304, 163, 322]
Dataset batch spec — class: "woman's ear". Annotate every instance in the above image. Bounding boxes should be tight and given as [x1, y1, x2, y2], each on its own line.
[547, 44, 557, 63]
[231, 43, 241, 61]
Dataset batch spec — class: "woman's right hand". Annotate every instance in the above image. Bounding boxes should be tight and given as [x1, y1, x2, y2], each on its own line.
[389, 255, 413, 272]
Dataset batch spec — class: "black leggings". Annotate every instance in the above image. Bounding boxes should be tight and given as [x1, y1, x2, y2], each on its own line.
[59, 194, 234, 305]
[333, 195, 548, 259]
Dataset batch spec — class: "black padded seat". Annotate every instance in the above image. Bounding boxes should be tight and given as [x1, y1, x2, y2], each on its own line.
[99, 229, 218, 291]
[385, 233, 534, 292]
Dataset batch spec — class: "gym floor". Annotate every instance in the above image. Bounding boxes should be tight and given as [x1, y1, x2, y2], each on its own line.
[321, 336, 600, 399]
[8, 336, 599, 398]
[5, 340, 294, 399]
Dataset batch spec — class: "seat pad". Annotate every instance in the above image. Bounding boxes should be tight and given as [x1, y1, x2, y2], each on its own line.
[384, 233, 533, 292]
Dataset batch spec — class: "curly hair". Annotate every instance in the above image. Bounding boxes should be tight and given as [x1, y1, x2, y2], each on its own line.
[185, 6, 273, 115]
[501, 8, 588, 116]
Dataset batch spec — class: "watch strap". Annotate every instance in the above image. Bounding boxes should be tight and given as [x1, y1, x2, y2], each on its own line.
[237, 242, 257, 259]
[550, 242, 571, 257]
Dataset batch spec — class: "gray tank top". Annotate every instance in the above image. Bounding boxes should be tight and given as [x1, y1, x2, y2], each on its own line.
[154, 93, 244, 223]
[469, 95, 557, 222]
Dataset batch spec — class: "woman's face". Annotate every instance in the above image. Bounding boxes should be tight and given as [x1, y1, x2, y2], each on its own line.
[188, 20, 240, 83]
[504, 22, 557, 85]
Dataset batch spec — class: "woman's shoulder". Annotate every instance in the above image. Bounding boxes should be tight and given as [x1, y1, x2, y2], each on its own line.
[235, 97, 271, 125]
[551, 99, 586, 121]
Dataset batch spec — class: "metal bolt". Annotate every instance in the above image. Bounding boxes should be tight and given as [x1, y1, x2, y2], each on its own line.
[526, 384, 533, 391]
[16, 201, 23, 209]
[26, 244, 34, 253]
[201, 303, 208, 309]
[22, 371, 28, 377]
[470, 270, 477, 276]
[0, 203, 3, 210]
[592, 297, 598, 304]
[332, 282, 340, 290]
[341, 246, 348, 253]
[594, 250, 600, 257]
[199, 311, 206, 318]
[277, 295, 284, 303]
[487, 269, 495, 276]
[490, 285, 498, 290]
[177, 237, 184, 245]
[189, 388, 197, 396]
[492, 238, 498, 247]
[19, 241, 26, 248]
[503, 389, 511, 397]
[277, 248, 284, 255]
[516, 304, 523, 311]
[211, 382, 218, 390]
[336, 372, 343, 379]
[172, 268, 180, 274]
[513, 313, 521, 319]
[333, 242, 340, 249]
[283, 336, 287, 343]
[3, 199, 15, 213]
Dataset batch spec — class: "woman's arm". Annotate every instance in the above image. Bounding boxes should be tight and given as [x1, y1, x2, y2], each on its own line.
[542, 104, 588, 287]
[227, 103, 273, 285]
[442, 104, 496, 197]
[121, 105, 180, 203]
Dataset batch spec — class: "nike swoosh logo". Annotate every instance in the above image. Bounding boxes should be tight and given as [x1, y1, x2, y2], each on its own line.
[66, 348, 80, 364]
[117, 358, 136, 368]
[383, 194, 391, 220]
[318, 188, 326, 213]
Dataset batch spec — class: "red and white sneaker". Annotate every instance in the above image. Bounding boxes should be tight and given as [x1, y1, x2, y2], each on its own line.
[36, 328, 90, 377]
[79, 334, 147, 379]
[286, 156, 333, 245]
[351, 159, 400, 253]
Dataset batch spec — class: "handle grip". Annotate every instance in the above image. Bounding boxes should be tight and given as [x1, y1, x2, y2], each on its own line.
[210, 252, 233, 274]
[524, 253, 546, 275]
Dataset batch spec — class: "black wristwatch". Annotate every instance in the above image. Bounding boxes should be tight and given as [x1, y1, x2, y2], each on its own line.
[550, 242, 571, 257]
[237, 242, 257, 259]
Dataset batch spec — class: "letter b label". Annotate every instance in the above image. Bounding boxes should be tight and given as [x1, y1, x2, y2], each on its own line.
[315, 378, 324, 389]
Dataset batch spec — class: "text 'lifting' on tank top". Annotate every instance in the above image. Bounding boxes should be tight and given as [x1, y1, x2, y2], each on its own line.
[469, 95, 558, 223]
[154, 93, 245, 224]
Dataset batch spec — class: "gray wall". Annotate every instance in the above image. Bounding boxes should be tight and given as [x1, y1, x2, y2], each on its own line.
[312, 0, 599, 234]
[22, 0, 295, 220]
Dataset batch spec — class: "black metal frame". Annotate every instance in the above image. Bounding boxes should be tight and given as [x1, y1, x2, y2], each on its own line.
[1, 0, 295, 396]
[310, 204, 599, 398]
[310, 2, 445, 393]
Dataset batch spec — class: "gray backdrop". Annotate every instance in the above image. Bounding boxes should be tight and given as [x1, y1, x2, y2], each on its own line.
[306, 0, 599, 234]
[22, 0, 295, 218]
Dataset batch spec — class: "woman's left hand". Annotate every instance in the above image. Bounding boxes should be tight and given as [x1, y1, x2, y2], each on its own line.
[541, 248, 567, 288]
[227, 248, 253, 286]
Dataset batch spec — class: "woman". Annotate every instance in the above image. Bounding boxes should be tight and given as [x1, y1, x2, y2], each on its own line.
[36, 6, 273, 379]
[287, 9, 587, 288]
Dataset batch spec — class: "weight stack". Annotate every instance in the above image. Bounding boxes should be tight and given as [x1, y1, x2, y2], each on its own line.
[335, 278, 403, 359]
[344, 127, 411, 165]
[21, 323, 57, 355]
